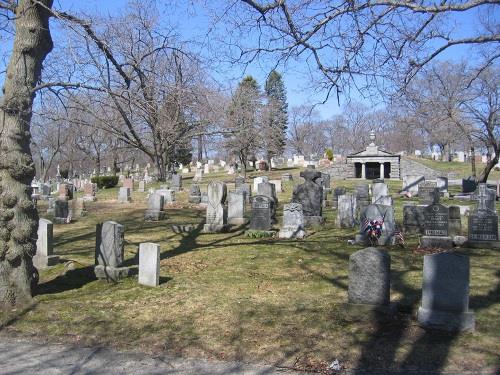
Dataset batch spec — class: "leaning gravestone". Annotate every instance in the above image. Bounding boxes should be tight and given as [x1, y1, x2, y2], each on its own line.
[94, 221, 131, 281]
[279, 203, 306, 239]
[249, 195, 273, 232]
[420, 191, 452, 249]
[355, 204, 395, 246]
[402, 175, 424, 195]
[467, 185, 499, 244]
[292, 169, 324, 226]
[139, 243, 160, 287]
[203, 181, 228, 232]
[118, 187, 131, 203]
[33, 219, 59, 269]
[337, 194, 357, 228]
[228, 191, 247, 225]
[418, 182, 438, 205]
[417, 253, 475, 331]
[144, 193, 166, 221]
[348, 247, 390, 306]
[54, 200, 70, 224]
[188, 184, 201, 203]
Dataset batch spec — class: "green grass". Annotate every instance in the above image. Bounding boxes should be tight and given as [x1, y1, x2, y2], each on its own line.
[1, 165, 499, 373]
[409, 156, 500, 181]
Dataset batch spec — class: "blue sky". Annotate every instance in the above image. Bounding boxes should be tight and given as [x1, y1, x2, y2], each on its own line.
[2, 0, 498, 119]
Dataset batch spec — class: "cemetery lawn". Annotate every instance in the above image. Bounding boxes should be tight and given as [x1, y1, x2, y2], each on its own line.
[1, 167, 499, 374]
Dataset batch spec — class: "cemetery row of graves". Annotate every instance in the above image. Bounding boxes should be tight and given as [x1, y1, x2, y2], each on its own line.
[7, 163, 500, 372]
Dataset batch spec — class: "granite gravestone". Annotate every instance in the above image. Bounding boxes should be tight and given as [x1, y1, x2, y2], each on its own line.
[332, 187, 346, 210]
[448, 206, 462, 236]
[468, 185, 499, 242]
[139, 243, 160, 287]
[94, 221, 131, 281]
[418, 182, 438, 205]
[292, 169, 324, 226]
[203, 181, 228, 232]
[403, 204, 425, 234]
[237, 183, 251, 204]
[188, 184, 201, 203]
[278, 203, 306, 239]
[472, 183, 496, 212]
[228, 191, 247, 225]
[355, 184, 371, 214]
[462, 176, 477, 194]
[337, 194, 357, 228]
[355, 204, 395, 246]
[54, 200, 70, 224]
[249, 195, 273, 231]
[33, 219, 59, 269]
[371, 182, 389, 204]
[144, 193, 166, 221]
[253, 176, 269, 194]
[170, 174, 182, 192]
[118, 187, 131, 203]
[40, 183, 51, 200]
[348, 247, 390, 306]
[235, 176, 245, 189]
[83, 183, 96, 202]
[417, 253, 475, 331]
[421, 192, 452, 249]
[258, 181, 277, 222]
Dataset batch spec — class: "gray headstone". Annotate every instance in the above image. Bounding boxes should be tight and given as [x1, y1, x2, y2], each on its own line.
[348, 247, 390, 306]
[258, 181, 277, 221]
[236, 183, 251, 204]
[118, 187, 131, 203]
[235, 176, 245, 189]
[203, 181, 227, 232]
[292, 169, 323, 226]
[54, 200, 69, 222]
[449, 205, 462, 235]
[33, 219, 59, 269]
[171, 174, 182, 192]
[249, 195, 273, 231]
[424, 203, 449, 237]
[332, 187, 346, 210]
[139, 243, 160, 287]
[436, 176, 448, 193]
[462, 176, 477, 194]
[403, 204, 425, 234]
[356, 204, 395, 245]
[145, 193, 166, 221]
[156, 188, 175, 203]
[228, 191, 246, 225]
[281, 173, 293, 182]
[371, 182, 388, 204]
[94, 221, 131, 281]
[472, 183, 496, 212]
[337, 194, 357, 228]
[278, 203, 306, 239]
[188, 184, 201, 203]
[138, 180, 145, 192]
[418, 182, 438, 205]
[253, 176, 269, 193]
[417, 253, 475, 331]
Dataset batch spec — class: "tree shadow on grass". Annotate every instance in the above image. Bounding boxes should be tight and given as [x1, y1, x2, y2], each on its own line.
[35, 265, 97, 296]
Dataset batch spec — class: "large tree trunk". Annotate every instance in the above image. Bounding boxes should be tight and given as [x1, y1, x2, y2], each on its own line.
[478, 149, 499, 183]
[0, 0, 53, 308]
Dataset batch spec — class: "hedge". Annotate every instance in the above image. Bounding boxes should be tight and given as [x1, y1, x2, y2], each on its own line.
[91, 175, 119, 189]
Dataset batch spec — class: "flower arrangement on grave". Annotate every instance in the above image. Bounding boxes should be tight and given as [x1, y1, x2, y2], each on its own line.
[362, 218, 384, 245]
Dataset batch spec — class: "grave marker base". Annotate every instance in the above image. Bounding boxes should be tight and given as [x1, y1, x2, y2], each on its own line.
[417, 306, 475, 332]
[33, 254, 59, 269]
[94, 265, 132, 281]
[420, 236, 453, 249]
[203, 224, 228, 233]
[144, 210, 167, 221]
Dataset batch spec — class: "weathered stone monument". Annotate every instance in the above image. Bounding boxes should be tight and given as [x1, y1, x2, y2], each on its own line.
[348, 247, 391, 307]
[94, 221, 131, 281]
[188, 184, 201, 203]
[403, 204, 425, 234]
[292, 169, 324, 226]
[171, 174, 182, 192]
[467, 184, 499, 245]
[371, 182, 389, 204]
[417, 253, 475, 331]
[139, 243, 160, 287]
[332, 187, 346, 210]
[258, 181, 277, 222]
[472, 183, 496, 212]
[156, 188, 175, 204]
[355, 184, 370, 214]
[54, 200, 70, 224]
[337, 194, 357, 228]
[118, 187, 131, 203]
[279, 203, 306, 239]
[138, 180, 145, 193]
[83, 183, 96, 202]
[249, 195, 274, 232]
[33, 219, 59, 269]
[253, 176, 269, 193]
[418, 181, 438, 205]
[449, 205, 462, 236]
[203, 181, 228, 232]
[123, 178, 134, 191]
[145, 193, 166, 221]
[228, 191, 247, 225]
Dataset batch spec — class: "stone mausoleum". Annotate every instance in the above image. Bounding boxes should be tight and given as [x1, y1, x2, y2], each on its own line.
[346, 130, 401, 180]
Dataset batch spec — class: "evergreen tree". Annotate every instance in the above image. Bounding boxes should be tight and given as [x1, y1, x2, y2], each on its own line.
[225, 76, 262, 177]
[263, 71, 288, 168]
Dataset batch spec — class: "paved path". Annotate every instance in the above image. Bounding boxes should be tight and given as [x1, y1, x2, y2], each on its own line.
[0, 337, 300, 375]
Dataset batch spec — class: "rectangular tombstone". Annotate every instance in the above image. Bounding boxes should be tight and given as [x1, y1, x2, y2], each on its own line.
[188, 184, 202, 203]
[332, 187, 346, 210]
[424, 204, 449, 237]
[348, 247, 390, 306]
[355, 204, 395, 245]
[145, 193, 166, 221]
[473, 183, 496, 212]
[156, 189, 175, 203]
[337, 194, 357, 228]
[171, 174, 182, 191]
[139, 243, 160, 287]
[468, 210, 499, 241]
[448, 206, 462, 235]
[118, 187, 131, 203]
[269, 179, 282, 193]
[462, 177, 477, 193]
[320, 173, 331, 189]
[418, 181, 438, 205]
[249, 195, 273, 231]
[54, 200, 69, 223]
[236, 183, 251, 204]
[138, 180, 145, 192]
[417, 253, 475, 331]
[253, 176, 269, 193]
[228, 191, 247, 225]
[403, 204, 425, 234]
[235, 176, 245, 189]
[33, 219, 59, 269]
[279, 203, 306, 239]
[371, 182, 389, 203]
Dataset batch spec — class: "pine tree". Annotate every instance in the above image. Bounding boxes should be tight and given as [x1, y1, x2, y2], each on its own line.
[225, 76, 262, 177]
[263, 71, 288, 168]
